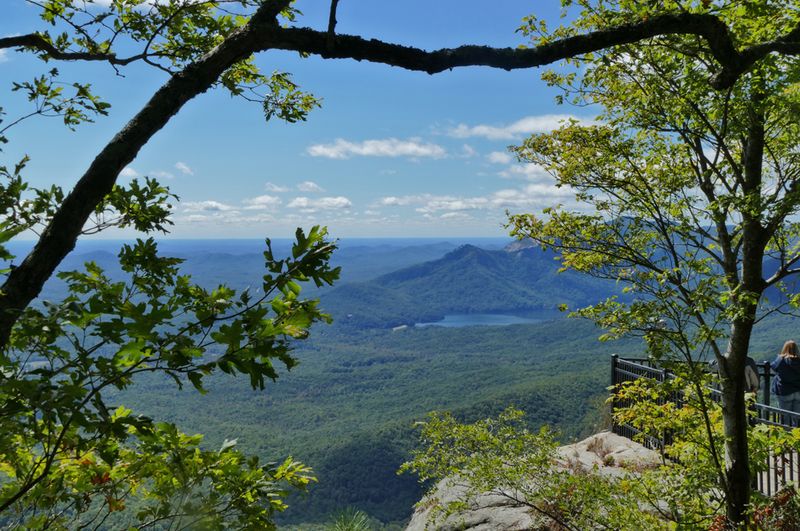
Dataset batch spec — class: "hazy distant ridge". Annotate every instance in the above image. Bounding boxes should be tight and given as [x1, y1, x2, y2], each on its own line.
[321, 243, 616, 328]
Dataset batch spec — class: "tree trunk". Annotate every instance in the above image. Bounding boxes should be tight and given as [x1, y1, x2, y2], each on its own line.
[720, 315, 755, 525]
[716, 85, 767, 527]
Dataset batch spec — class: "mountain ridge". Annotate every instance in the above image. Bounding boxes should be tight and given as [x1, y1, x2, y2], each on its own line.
[322, 243, 617, 328]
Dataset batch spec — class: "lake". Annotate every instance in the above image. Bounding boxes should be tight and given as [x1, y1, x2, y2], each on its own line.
[415, 312, 559, 328]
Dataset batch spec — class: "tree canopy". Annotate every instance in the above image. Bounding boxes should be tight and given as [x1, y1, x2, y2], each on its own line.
[3, 0, 800, 527]
[510, 0, 800, 524]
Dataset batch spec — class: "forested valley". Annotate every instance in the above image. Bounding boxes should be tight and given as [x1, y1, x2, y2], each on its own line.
[14, 238, 794, 527]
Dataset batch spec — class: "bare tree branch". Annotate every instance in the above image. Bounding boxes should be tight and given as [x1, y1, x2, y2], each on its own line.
[257, 13, 742, 87]
[327, 0, 340, 51]
[4, 12, 799, 90]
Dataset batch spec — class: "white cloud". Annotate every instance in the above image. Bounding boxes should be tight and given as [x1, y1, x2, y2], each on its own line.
[0, 50, 8, 64]
[120, 166, 139, 178]
[174, 161, 194, 175]
[242, 194, 281, 210]
[149, 170, 175, 180]
[183, 200, 235, 212]
[288, 196, 352, 210]
[297, 180, 324, 193]
[440, 212, 472, 220]
[498, 163, 550, 182]
[380, 195, 421, 207]
[381, 194, 486, 212]
[490, 183, 574, 209]
[380, 183, 575, 216]
[307, 138, 446, 159]
[448, 114, 595, 140]
[265, 182, 290, 193]
[415, 196, 488, 213]
[182, 212, 275, 225]
[487, 151, 513, 164]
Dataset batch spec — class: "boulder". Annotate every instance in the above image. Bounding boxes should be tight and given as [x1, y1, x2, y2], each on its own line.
[556, 431, 662, 476]
[405, 431, 660, 531]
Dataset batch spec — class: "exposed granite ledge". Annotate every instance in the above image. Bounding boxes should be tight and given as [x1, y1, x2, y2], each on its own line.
[406, 431, 661, 531]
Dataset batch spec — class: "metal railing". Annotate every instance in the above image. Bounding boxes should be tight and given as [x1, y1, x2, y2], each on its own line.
[610, 355, 800, 496]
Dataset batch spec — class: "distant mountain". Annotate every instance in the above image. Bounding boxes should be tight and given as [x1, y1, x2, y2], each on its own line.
[322, 244, 617, 328]
[25, 240, 465, 304]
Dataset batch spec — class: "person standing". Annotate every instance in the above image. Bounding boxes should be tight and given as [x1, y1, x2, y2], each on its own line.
[771, 340, 800, 413]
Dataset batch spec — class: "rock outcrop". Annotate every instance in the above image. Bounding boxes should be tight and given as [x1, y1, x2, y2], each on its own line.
[405, 431, 661, 531]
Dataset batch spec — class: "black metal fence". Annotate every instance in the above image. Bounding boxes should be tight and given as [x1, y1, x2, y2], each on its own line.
[612, 355, 776, 405]
[610, 355, 800, 496]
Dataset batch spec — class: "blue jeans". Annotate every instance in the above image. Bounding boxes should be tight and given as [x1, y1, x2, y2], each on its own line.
[778, 391, 800, 426]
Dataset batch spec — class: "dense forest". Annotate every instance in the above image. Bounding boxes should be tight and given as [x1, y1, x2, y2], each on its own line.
[114, 316, 635, 525]
[16, 239, 798, 526]
[10, 239, 619, 525]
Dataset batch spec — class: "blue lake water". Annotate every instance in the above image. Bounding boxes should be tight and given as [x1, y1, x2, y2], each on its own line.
[415, 312, 559, 328]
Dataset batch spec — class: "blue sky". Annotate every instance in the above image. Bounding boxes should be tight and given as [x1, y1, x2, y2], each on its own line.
[1, 1, 593, 239]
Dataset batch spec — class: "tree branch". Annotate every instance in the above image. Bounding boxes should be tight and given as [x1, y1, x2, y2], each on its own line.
[6, 12, 796, 90]
[719, 22, 800, 88]
[327, 0, 340, 51]
[0, 0, 293, 347]
[255, 13, 741, 86]
[0, 33, 146, 66]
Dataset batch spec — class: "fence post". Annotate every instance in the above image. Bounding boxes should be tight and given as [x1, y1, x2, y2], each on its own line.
[611, 354, 618, 387]
[762, 360, 771, 406]
[610, 354, 618, 434]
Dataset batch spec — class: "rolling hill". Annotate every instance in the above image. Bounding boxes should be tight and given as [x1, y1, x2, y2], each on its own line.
[322, 243, 618, 328]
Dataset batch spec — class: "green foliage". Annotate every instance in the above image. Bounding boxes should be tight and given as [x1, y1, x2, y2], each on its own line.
[401, 408, 664, 530]
[92, 177, 176, 235]
[508, 0, 800, 354]
[0, 3, 335, 523]
[2, 420, 314, 530]
[508, 4, 800, 519]
[0, 162, 176, 268]
[613, 376, 726, 522]
[753, 488, 800, 530]
[262, 71, 322, 123]
[614, 376, 800, 528]
[403, 380, 800, 530]
[2, 2, 320, 150]
[327, 507, 372, 531]
[6, 68, 109, 135]
[19, 0, 318, 130]
[399, 408, 557, 524]
[0, 227, 339, 528]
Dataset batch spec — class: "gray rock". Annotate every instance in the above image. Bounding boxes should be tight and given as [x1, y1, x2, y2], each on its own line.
[405, 431, 660, 531]
[556, 431, 662, 476]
